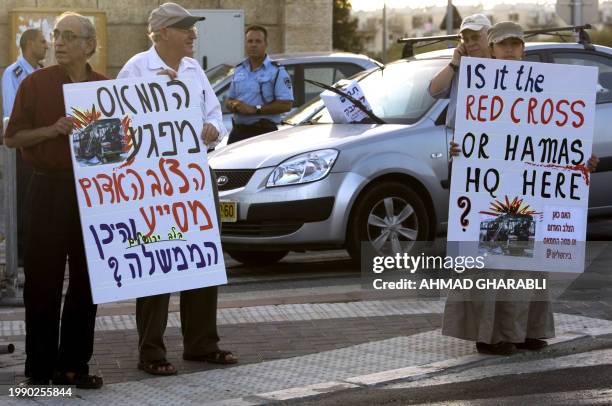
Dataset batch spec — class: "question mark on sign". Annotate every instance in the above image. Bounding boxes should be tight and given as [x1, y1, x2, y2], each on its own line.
[457, 196, 471, 231]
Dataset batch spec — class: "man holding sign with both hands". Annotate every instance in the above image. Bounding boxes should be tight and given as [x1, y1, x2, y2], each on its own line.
[434, 19, 599, 356]
[117, 2, 237, 376]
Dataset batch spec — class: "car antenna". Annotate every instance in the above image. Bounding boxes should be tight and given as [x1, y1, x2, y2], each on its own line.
[397, 24, 593, 58]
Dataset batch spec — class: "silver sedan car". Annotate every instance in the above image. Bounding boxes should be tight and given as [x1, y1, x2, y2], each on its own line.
[209, 42, 612, 266]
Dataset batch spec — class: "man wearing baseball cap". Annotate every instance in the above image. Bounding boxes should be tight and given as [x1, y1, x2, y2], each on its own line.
[148, 1, 206, 31]
[487, 21, 525, 61]
[429, 13, 491, 130]
[118, 2, 236, 376]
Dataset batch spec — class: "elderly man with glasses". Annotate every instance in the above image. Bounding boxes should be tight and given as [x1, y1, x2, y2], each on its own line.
[117, 2, 236, 376]
[4, 12, 105, 388]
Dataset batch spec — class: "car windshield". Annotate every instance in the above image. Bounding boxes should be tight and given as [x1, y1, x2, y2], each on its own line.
[206, 64, 235, 88]
[285, 58, 447, 125]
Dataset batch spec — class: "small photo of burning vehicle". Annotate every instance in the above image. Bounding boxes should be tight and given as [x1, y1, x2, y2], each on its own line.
[477, 196, 538, 258]
[73, 118, 128, 166]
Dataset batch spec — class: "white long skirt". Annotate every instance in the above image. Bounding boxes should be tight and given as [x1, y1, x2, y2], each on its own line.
[441, 271, 555, 344]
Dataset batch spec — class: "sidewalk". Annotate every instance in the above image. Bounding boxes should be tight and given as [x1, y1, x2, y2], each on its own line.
[0, 297, 611, 405]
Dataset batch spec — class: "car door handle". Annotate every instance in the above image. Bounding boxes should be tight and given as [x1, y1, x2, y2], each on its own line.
[431, 153, 444, 159]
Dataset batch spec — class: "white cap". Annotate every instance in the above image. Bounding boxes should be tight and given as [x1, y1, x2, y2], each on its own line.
[459, 14, 491, 33]
[148, 2, 205, 32]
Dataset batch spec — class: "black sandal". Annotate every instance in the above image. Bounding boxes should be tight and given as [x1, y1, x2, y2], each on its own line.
[476, 341, 517, 356]
[137, 359, 178, 376]
[183, 349, 238, 364]
[52, 372, 104, 389]
[515, 338, 548, 350]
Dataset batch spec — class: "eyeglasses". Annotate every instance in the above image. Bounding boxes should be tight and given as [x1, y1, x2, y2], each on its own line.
[52, 29, 90, 43]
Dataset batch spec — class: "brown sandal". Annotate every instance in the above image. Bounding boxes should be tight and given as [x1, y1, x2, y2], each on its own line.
[183, 350, 238, 364]
[137, 359, 177, 376]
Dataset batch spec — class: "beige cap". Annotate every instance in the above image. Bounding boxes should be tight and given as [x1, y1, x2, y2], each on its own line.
[148, 2, 205, 32]
[459, 14, 491, 33]
[488, 21, 524, 44]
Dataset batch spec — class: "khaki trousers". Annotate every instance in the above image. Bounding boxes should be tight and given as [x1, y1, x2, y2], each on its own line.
[136, 167, 222, 361]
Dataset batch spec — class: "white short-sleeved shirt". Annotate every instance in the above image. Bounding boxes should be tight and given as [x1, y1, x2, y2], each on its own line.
[117, 46, 226, 149]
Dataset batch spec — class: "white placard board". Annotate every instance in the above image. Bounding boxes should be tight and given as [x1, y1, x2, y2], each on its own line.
[64, 76, 227, 303]
[447, 57, 597, 273]
[320, 80, 373, 123]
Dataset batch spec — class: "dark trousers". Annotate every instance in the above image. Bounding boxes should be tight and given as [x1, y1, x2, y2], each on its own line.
[16, 151, 34, 265]
[136, 169, 222, 361]
[136, 287, 220, 361]
[23, 172, 97, 380]
[227, 121, 278, 144]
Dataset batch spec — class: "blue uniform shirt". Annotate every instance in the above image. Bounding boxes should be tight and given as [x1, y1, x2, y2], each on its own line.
[2, 56, 36, 117]
[228, 55, 293, 125]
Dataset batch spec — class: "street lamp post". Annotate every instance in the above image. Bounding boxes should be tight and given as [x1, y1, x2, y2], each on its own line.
[446, 0, 454, 35]
[573, 0, 583, 26]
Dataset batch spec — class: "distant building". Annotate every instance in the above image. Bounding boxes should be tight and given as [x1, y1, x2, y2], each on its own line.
[0, 0, 333, 80]
[0, 1, 334, 118]
[353, 1, 598, 56]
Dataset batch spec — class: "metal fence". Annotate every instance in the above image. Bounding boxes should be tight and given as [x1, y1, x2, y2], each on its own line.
[1, 117, 19, 301]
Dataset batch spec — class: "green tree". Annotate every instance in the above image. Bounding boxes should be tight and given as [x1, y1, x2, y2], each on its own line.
[333, 0, 363, 53]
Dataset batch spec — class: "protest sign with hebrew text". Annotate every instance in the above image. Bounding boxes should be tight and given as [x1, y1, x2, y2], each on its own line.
[64, 76, 226, 303]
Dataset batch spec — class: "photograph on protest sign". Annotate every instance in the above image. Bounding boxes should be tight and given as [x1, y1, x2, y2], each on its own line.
[72, 116, 129, 167]
[447, 57, 597, 273]
[64, 76, 227, 304]
[478, 209, 538, 258]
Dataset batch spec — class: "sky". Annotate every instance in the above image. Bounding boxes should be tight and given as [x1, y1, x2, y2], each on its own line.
[351, 0, 558, 11]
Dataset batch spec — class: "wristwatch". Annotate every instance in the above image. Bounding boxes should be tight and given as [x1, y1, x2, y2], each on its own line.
[255, 104, 262, 114]
[449, 62, 459, 72]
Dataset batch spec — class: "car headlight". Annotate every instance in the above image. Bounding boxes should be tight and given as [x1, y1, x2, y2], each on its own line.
[266, 149, 339, 187]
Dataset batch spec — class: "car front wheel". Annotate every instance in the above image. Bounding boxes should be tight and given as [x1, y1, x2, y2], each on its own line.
[347, 181, 430, 262]
[226, 249, 289, 266]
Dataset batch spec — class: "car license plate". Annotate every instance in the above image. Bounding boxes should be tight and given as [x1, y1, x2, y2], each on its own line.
[219, 201, 237, 223]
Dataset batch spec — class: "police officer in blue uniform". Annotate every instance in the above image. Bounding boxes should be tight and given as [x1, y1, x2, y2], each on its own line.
[225, 25, 293, 144]
[2, 28, 48, 267]
[3, 29, 48, 116]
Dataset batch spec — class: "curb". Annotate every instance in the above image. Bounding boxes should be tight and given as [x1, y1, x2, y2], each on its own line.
[235, 331, 612, 405]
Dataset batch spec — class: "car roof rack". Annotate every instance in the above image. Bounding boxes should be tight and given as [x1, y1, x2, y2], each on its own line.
[398, 24, 593, 58]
